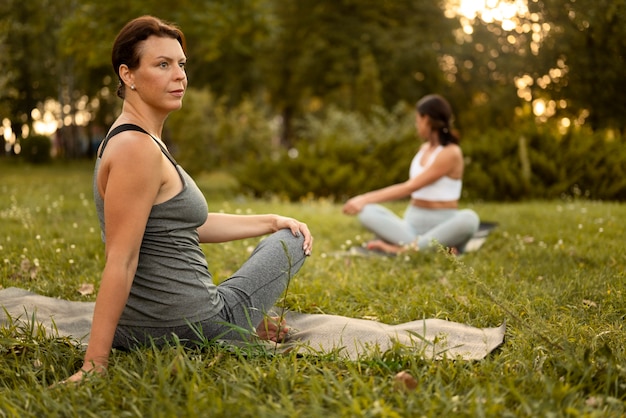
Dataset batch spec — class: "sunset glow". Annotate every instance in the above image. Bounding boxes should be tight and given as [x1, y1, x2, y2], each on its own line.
[447, 0, 530, 33]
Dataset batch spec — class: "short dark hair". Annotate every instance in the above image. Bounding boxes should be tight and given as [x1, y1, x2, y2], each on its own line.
[112, 15, 187, 99]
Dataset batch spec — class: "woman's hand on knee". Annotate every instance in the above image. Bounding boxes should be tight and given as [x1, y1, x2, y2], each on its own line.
[275, 216, 313, 256]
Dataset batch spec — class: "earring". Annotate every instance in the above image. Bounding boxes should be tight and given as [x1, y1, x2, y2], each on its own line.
[130, 85, 136, 90]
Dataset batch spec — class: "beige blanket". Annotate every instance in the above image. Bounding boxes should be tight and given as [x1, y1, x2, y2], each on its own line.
[0, 287, 505, 361]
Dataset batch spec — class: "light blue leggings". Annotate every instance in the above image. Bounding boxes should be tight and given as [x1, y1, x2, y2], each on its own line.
[358, 204, 480, 252]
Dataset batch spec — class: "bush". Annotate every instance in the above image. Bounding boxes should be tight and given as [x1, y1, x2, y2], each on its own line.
[553, 129, 626, 200]
[240, 112, 626, 202]
[462, 122, 626, 201]
[236, 104, 417, 200]
[166, 88, 273, 177]
[167, 91, 626, 202]
[20, 135, 52, 164]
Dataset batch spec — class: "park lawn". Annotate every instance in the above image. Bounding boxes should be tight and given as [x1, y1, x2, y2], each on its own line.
[0, 161, 624, 417]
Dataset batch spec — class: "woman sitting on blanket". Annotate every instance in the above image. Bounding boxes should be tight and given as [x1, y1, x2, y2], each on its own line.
[65, 15, 313, 383]
[342, 94, 479, 255]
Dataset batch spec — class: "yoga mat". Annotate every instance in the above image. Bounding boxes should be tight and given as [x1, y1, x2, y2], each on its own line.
[0, 287, 505, 361]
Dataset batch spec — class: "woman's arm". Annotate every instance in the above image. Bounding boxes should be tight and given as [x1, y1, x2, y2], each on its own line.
[64, 133, 162, 382]
[197, 213, 313, 255]
[343, 145, 462, 215]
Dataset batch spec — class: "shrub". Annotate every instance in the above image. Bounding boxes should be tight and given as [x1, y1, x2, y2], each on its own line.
[167, 91, 626, 202]
[553, 128, 626, 200]
[462, 129, 523, 201]
[20, 135, 52, 164]
[236, 104, 417, 200]
[462, 122, 626, 201]
[166, 88, 273, 177]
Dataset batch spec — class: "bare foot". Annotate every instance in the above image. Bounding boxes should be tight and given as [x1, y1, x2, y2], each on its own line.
[366, 240, 404, 254]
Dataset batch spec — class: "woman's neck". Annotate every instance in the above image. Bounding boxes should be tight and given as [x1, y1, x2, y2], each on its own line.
[118, 103, 165, 139]
[427, 134, 441, 147]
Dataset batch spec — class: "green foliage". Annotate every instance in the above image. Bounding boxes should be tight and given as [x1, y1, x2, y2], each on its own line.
[1, 163, 625, 416]
[527, 0, 626, 130]
[19, 135, 52, 164]
[552, 130, 626, 200]
[166, 88, 273, 177]
[0, 0, 68, 128]
[2, 1, 626, 203]
[226, 105, 626, 202]
[2, 0, 626, 157]
[259, 0, 455, 130]
[463, 122, 626, 201]
[235, 104, 417, 200]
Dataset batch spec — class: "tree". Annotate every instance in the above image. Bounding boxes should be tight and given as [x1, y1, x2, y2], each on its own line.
[448, 17, 533, 131]
[0, 0, 69, 152]
[525, 0, 626, 132]
[258, 0, 457, 146]
[179, 0, 271, 106]
[58, 1, 205, 128]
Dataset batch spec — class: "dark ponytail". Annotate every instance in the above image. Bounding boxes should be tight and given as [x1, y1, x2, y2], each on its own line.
[416, 94, 459, 145]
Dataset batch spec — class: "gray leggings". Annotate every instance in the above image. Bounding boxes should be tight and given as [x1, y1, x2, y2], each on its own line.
[112, 229, 306, 349]
[358, 204, 480, 251]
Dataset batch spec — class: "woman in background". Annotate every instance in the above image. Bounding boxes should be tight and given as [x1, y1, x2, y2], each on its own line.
[342, 94, 479, 255]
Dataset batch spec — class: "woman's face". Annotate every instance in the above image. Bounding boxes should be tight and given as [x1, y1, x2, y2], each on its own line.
[415, 113, 431, 140]
[128, 35, 187, 113]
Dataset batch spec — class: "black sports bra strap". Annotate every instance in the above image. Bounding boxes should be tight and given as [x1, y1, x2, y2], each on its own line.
[98, 123, 177, 166]
[98, 124, 146, 157]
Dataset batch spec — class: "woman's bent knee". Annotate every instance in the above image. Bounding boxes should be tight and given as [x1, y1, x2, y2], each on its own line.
[458, 209, 480, 234]
[357, 204, 379, 224]
[263, 229, 306, 259]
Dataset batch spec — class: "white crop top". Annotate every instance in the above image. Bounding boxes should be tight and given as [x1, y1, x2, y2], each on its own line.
[409, 145, 462, 201]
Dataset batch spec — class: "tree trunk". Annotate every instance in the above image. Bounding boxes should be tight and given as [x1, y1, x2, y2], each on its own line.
[280, 106, 293, 149]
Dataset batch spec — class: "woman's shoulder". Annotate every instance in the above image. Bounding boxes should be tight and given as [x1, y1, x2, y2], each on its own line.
[433, 143, 463, 165]
[97, 133, 164, 196]
[441, 143, 462, 155]
[101, 127, 163, 168]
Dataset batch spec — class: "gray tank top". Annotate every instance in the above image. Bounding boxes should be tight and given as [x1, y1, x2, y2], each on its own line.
[94, 124, 222, 327]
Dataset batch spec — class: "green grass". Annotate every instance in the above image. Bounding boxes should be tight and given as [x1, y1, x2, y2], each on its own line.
[1, 161, 625, 417]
